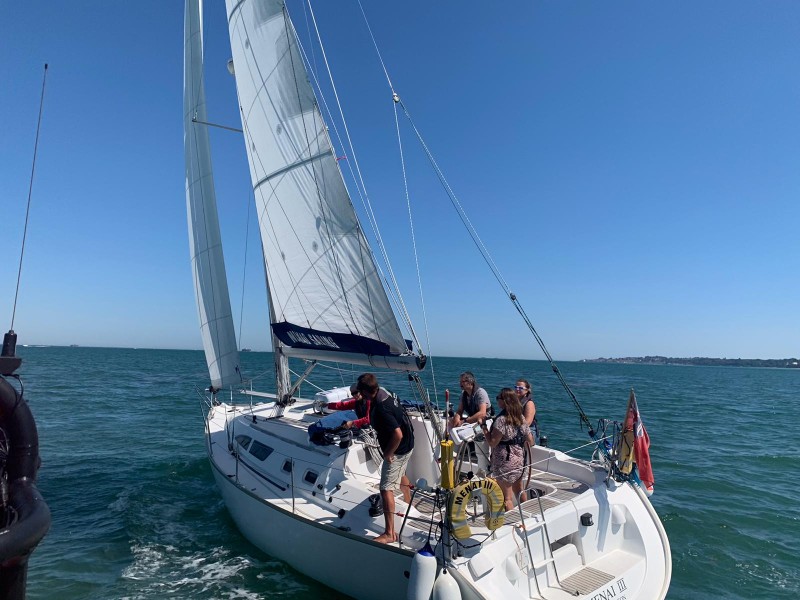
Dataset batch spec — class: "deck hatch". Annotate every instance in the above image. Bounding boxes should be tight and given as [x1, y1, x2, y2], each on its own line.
[249, 440, 274, 461]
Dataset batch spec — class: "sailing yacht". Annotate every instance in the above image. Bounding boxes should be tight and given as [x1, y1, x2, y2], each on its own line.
[183, 1, 671, 599]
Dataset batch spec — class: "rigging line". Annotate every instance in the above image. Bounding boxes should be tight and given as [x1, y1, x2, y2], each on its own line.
[300, 0, 321, 94]
[509, 296, 592, 431]
[230, 11, 354, 333]
[283, 8, 360, 332]
[11, 63, 49, 331]
[191, 117, 243, 133]
[237, 190, 252, 352]
[398, 100, 511, 294]
[303, 5, 411, 342]
[230, 20, 348, 330]
[351, 0, 455, 357]
[393, 95, 436, 354]
[392, 101, 438, 396]
[294, 37, 416, 348]
[305, 2, 420, 350]
[355, 0, 394, 94]
[292, 41, 387, 340]
[350, 2, 438, 365]
[284, 7, 366, 335]
[396, 99, 594, 433]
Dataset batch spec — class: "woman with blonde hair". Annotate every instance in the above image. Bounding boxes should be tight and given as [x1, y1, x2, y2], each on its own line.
[480, 388, 533, 510]
[515, 378, 538, 443]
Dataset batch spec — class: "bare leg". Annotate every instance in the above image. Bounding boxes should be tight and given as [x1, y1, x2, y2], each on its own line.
[498, 480, 514, 512]
[375, 489, 397, 544]
[400, 475, 412, 504]
[512, 478, 524, 508]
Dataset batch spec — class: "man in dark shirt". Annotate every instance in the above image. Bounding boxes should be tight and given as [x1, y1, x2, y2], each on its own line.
[357, 372, 414, 544]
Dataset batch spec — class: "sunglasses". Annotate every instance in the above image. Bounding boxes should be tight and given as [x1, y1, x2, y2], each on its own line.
[514, 385, 527, 391]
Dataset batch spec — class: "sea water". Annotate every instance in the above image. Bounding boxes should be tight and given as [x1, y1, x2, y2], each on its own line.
[13, 346, 800, 599]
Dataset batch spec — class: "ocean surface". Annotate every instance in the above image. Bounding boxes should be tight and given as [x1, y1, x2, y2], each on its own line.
[11, 346, 800, 599]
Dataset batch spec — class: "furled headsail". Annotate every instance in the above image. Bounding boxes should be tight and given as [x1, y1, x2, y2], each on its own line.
[184, 0, 241, 389]
[225, 0, 423, 371]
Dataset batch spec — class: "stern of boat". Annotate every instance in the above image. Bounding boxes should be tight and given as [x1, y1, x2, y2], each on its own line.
[443, 445, 671, 600]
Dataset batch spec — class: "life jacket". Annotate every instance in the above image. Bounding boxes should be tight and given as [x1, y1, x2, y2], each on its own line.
[496, 423, 528, 460]
[461, 387, 487, 417]
[521, 395, 539, 440]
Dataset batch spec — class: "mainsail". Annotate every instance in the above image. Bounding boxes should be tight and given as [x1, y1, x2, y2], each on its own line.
[184, 0, 241, 389]
[225, 0, 422, 370]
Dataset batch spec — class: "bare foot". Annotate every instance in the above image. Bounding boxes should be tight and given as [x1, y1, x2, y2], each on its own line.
[374, 532, 397, 544]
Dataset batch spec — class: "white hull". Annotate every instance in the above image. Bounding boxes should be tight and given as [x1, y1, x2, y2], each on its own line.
[210, 461, 414, 600]
[204, 396, 671, 600]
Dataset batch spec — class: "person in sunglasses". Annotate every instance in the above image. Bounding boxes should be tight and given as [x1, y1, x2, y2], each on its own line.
[480, 388, 533, 510]
[514, 378, 538, 444]
[451, 371, 491, 427]
[324, 383, 370, 430]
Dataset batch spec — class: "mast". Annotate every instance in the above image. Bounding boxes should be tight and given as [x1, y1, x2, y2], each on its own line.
[184, 0, 241, 390]
[266, 260, 290, 400]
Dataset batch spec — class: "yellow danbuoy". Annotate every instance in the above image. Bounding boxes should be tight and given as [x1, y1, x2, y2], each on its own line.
[440, 440, 455, 489]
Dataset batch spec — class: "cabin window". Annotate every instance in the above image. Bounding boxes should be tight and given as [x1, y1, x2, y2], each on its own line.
[282, 460, 293, 473]
[249, 440, 274, 461]
[235, 435, 252, 450]
[303, 470, 318, 485]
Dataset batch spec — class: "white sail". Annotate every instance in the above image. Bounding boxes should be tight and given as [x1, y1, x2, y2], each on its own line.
[225, 0, 419, 367]
[184, 0, 241, 389]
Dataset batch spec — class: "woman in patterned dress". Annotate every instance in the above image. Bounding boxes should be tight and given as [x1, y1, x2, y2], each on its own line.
[481, 388, 533, 511]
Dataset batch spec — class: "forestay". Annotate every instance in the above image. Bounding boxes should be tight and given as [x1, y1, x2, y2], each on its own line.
[225, 0, 417, 365]
[184, 0, 241, 389]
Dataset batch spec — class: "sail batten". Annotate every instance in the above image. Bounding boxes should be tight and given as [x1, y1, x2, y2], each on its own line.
[254, 150, 334, 190]
[184, 0, 241, 389]
[225, 0, 417, 365]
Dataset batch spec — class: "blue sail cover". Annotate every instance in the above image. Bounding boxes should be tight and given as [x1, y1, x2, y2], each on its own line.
[272, 322, 413, 357]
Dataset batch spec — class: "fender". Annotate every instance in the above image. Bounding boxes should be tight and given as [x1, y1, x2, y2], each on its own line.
[448, 478, 505, 540]
[0, 373, 51, 599]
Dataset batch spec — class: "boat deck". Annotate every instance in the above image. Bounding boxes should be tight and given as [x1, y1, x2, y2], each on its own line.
[206, 400, 670, 599]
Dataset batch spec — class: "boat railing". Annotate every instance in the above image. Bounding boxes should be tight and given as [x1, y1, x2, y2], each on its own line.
[514, 491, 542, 597]
[512, 483, 584, 598]
[396, 484, 424, 548]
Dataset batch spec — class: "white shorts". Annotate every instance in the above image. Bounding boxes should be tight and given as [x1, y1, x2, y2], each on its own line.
[380, 450, 412, 491]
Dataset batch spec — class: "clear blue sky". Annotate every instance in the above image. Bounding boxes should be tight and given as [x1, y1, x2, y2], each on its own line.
[1, 1, 798, 361]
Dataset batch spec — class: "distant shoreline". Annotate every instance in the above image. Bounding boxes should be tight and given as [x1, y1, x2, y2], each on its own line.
[18, 346, 800, 368]
[583, 356, 799, 368]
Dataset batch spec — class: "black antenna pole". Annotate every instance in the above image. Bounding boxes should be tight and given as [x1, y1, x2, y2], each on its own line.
[0, 64, 52, 599]
[9, 63, 49, 334]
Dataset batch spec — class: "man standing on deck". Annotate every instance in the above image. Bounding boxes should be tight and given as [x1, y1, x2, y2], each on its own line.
[357, 372, 414, 544]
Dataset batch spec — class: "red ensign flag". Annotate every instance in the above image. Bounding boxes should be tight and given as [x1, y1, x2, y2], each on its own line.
[624, 389, 654, 495]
